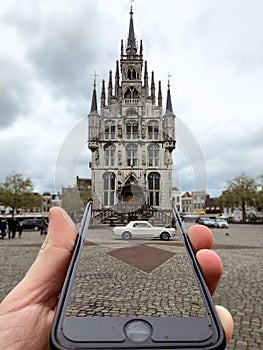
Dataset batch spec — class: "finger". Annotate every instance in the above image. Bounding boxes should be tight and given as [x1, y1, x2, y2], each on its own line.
[196, 249, 223, 295]
[187, 225, 223, 295]
[42, 206, 76, 252]
[2, 208, 77, 308]
[216, 305, 234, 344]
[188, 225, 234, 344]
[187, 224, 214, 253]
[27, 207, 77, 293]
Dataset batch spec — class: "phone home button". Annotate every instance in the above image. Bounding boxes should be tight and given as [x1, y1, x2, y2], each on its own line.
[124, 320, 152, 343]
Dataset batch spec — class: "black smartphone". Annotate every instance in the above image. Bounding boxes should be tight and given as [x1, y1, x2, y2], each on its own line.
[50, 203, 225, 349]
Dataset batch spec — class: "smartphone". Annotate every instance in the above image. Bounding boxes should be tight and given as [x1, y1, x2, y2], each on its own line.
[50, 203, 225, 349]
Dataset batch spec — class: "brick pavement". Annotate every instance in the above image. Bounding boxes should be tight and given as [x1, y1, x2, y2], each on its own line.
[0, 224, 262, 349]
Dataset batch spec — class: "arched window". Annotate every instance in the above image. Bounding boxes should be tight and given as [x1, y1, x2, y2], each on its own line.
[103, 172, 115, 207]
[128, 68, 136, 80]
[148, 144, 159, 166]
[124, 87, 139, 103]
[148, 121, 159, 140]
[104, 121, 116, 140]
[124, 89, 131, 99]
[126, 144, 138, 167]
[148, 172, 161, 206]
[126, 121, 139, 139]
[132, 88, 139, 98]
[104, 145, 116, 167]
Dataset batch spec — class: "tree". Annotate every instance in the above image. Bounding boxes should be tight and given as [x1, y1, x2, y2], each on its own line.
[0, 172, 42, 216]
[61, 186, 84, 221]
[255, 174, 263, 212]
[217, 174, 257, 222]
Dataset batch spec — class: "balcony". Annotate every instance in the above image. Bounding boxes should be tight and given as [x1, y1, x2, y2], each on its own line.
[124, 99, 140, 105]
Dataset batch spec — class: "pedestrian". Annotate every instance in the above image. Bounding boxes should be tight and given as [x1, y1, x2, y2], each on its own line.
[0, 219, 7, 239]
[8, 218, 17, 239]
[39, 216, 47, 235]
[17, 220, 23, 238]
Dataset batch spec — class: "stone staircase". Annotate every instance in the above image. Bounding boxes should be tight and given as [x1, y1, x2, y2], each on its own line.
[92, 204, 173, 227]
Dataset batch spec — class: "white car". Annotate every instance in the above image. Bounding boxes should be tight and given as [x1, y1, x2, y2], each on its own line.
[215, 218, 229, 229]
[113, 221, 176, 240]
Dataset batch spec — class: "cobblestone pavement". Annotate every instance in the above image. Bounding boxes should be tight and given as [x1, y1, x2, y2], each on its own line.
[0, 224, 262, 349]
[66, 244, 208, 318]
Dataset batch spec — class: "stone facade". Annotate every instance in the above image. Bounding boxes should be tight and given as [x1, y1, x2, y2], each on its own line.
[88, 7, 176, 218]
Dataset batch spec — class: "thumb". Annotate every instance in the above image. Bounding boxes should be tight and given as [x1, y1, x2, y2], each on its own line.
[26, 207, 77, 297]
[2, 207, 77, 309]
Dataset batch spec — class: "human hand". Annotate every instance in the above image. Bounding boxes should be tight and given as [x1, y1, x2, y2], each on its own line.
[0, 207, 76, 350]
[0, 209, 233, 350]
[188, 224, 234, 344]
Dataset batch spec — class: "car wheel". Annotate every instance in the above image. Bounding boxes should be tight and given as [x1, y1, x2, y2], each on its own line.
[160, 232, 170, 241]
[122, 231, 132, 240]
[34, 226, 39, 231]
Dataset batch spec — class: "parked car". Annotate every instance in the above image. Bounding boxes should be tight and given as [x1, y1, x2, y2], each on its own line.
[215, 218, 229, 229]
[20, 218, 41, 231]
[113, 221, 176, 240]
[196, 217, 216, 228]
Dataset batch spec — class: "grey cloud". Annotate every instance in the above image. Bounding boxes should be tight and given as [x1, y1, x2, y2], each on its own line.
[0, 57, 32, 128]
[2, 1, 41, 37]
[0, 92, 19, 128]
[26, 4, 117, 101]
[184, 0, 263, 72]
[202, 125, 263, 195]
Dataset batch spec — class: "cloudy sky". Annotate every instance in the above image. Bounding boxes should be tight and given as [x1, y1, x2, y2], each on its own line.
[0, 0, 262, 197]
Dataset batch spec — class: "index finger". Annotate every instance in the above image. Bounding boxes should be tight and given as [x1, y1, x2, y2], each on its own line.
[187, 224, 214, 252]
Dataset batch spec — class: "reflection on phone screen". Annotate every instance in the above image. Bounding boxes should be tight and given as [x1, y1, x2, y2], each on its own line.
[65, 219, 208, 319]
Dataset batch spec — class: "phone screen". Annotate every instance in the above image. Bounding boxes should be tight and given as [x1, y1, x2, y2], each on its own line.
[65, 231, 207, 319]
[57, 206, 224, 347]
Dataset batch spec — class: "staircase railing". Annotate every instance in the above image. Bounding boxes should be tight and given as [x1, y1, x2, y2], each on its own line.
[93, 203, 173, 227]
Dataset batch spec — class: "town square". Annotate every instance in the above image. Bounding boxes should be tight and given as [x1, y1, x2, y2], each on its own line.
[0, 223, 262, 349]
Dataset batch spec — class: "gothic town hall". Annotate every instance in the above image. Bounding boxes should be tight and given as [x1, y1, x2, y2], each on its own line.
[88, 7, 176, 225]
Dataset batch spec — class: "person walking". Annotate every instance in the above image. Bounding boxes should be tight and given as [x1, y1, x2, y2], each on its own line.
[0, 219, 7, 239]
[8, 218, 17, 239]
[39, 216, 47, 236]
[17, 220, 23, 238]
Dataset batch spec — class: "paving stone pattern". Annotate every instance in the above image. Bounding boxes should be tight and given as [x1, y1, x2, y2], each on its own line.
[0, 224, 262, 349]
[66, 245, 207, 318]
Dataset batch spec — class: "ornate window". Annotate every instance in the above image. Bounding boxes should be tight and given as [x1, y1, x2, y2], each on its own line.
[148, 144, 159, 166]
[126, 144, 138, 167]
[148, 121, 159, 140]
[128, 68, 136, 80]
[126, 121, 139, 139]
[148, 172, 161, 206]
[104, 121, 116, 140]
[104, 144, 116, 167]
[124, 87, 139, 104]
[103, 172, 115, 207]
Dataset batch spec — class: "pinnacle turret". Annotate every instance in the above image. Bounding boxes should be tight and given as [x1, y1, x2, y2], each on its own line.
[90, 85, 98, 114]
[165, 81, 174, 116]
[126, 6, 137, 55]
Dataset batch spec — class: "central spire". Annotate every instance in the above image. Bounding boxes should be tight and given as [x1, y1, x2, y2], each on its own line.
[126, 6, 137, 55]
